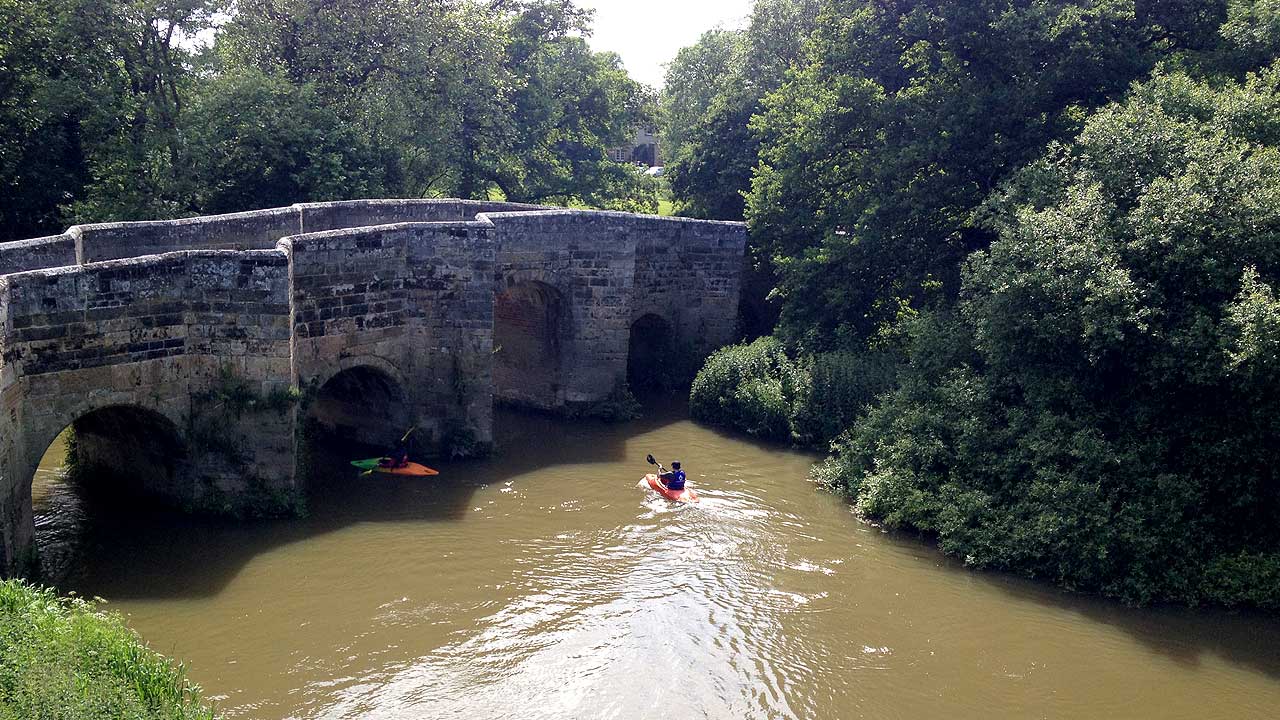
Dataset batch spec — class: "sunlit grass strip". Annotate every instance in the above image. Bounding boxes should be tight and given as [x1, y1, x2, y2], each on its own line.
[0, 580, 215, 719]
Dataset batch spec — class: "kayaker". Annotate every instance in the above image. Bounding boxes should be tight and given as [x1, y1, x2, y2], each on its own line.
[379, 427, 415, 469]
[659, 460, 685, 492]
[378, 441, 410, 469]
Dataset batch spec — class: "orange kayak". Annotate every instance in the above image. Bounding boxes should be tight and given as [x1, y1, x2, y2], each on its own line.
[642, 473, 699, 503]
[350, 459, 440, 477]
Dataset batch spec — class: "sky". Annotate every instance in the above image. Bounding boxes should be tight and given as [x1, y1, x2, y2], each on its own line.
[576, 0, 754, 88]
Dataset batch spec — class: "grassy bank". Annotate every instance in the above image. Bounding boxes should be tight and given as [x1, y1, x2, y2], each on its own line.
[0, 580, 215, 720]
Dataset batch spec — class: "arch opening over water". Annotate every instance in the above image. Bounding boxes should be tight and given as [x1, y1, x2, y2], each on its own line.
[32, 405, 189, 501]
[493, 280, 568, 408]
[306, 365, 412, 450]
[29, 405, 189, 576]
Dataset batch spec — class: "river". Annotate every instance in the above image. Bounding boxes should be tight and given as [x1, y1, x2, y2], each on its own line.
[31, 402, 1280, 719]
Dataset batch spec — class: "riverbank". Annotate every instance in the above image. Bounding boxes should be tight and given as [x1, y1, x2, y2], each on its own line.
[0, 579, 214, 719]
[689, 337, 1280, 611]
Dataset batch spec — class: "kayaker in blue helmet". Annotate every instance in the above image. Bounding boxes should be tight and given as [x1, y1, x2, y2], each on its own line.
[659, 460, 686, 491]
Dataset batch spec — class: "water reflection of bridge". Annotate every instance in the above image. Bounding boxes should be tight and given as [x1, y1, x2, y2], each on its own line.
[0, 200, 745, 575]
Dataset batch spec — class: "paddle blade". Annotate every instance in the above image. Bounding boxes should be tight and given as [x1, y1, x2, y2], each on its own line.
[646, 454, 657, 465]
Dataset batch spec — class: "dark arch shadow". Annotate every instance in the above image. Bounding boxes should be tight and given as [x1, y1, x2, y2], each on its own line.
[307, 365, 412, 449]
[30, 405, 189, 581]
[493, 280, 569, 409]
[628, 312, 676, 393]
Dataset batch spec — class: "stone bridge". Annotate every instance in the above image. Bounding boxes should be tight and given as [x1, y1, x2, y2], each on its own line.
[0, 200, 745, 575]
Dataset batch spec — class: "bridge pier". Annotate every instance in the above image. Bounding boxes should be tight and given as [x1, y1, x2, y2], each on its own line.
[0, 200, 744, 577]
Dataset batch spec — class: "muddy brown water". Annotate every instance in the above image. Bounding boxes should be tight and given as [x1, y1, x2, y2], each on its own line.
[31, 403, 1280, 719]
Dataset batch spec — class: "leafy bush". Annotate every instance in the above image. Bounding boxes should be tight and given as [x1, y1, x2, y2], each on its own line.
[815, 67, 1280, 609]
[690, 337, 802, 441]
[791, 350, 898, 445]
[690, 337, 896, 445]
[0, 580, 215, 719]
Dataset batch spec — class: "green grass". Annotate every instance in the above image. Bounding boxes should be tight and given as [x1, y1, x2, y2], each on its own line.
[0, 580, 216, 720]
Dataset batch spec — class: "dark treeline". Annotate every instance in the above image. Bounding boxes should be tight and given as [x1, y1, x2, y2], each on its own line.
[675, 1, 1280, 609]
[0, 0, 657, 240]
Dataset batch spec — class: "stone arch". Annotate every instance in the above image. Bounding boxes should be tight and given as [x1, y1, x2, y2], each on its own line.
[305, 362, 413, 449]
[310, 354, 411, 398]
[627, 312, 680, 393]
[23, 399, 188, 497]
[493, 279, 571, 408]
[25, 403, 188, 525]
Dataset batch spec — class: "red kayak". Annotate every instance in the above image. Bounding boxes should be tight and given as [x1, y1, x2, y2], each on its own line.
[640, 473, 699, 503]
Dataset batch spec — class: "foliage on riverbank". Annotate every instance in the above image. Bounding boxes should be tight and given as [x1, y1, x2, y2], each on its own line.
[811, 67, 1280, 609]
[0, 580, 215, 719]
[680, 1, 1280, 609]
[689, 337, 895, 445]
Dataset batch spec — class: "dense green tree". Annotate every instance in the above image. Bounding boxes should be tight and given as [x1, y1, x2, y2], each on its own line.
[65, 0, 222, 223]
[815, 66, 1280, 608]
[486, 2, 655, 209]
[1, 0, 219, 236]
[0, 0, 656, 234]
[1, 0, 103, 237]
[748, 0, 1223, 350]
[660, 29, 744, 164]
[661, 0, 819, 220]
[219, 0, 487, 197]
[182, 69, 387, 213]
[218, 0, 653, 209]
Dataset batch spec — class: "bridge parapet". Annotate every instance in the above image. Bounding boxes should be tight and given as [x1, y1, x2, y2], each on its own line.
[295, 199, 548, 234]
[73, 208, 303, 264]
[0, 234, 77, 276]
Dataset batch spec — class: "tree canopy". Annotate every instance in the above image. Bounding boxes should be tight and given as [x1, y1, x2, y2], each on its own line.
[0, 0, 657, 239]
[659, 0, 820, 221]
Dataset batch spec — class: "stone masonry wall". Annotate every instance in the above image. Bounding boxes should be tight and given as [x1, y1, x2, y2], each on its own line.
[493, 281, 567, 408]
[484, 210, 638, 407]
[484, 209, 746, 406]
[0, 234, 77, 276]
[286, 221, 495, 450]
[630, 215, 747, 355]
[296, 199, 547, 234]
[0, 250, 294, 573]
[74, 208, 302, 264]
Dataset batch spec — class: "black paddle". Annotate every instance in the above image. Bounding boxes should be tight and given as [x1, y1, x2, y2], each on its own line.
[645, 453, 667, 475]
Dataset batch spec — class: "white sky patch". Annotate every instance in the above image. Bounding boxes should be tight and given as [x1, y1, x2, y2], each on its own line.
[577, 0, 753, 88]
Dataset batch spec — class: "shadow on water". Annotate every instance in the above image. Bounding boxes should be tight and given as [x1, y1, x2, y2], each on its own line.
[694, 420, 1280, 683]
[33, 395, 1280, 688]
[34, 399, 688, 602]
[985, 559, 1280, 682]
[845, 508, 1280, 684]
